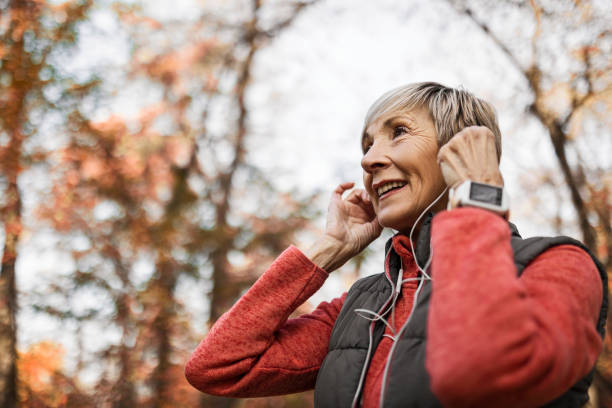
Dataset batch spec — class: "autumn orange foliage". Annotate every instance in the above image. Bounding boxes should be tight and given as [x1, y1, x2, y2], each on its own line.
[18, 342, 69, 407]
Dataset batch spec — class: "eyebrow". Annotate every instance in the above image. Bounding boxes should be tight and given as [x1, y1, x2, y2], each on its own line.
[361, 131, 370, 144]
[362, 114, 417, 145]
[385, 115, 417, 127]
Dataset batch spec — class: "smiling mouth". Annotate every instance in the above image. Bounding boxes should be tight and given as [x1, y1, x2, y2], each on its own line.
[377, 181, 408, 199]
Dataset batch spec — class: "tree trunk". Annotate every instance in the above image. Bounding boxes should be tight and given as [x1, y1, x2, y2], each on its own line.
[112, 293, 136, 408]
[0, 177, 21, 408]
[0, 2, 29, 403]
[150, 260, 178, 408]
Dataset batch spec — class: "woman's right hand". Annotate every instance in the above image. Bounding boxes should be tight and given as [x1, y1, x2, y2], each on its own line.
[305, 182, 383, 272]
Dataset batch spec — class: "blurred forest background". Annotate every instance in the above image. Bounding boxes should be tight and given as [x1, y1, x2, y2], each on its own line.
[0, 0, 610, 407]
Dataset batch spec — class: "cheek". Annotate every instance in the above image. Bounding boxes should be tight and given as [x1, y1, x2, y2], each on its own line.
[428, 156, 444, 181]
[416, 146, 442, 179]
[416, 165, 442, 193]
[394, 142, 433, 172]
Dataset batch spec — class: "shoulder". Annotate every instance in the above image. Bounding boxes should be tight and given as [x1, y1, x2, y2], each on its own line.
[521, 241, 601, 281]
[341, 272, 392, 311]
[509, 232, 600, 275]
[516, 236, 607, 336]
[349, 272, 388, 293]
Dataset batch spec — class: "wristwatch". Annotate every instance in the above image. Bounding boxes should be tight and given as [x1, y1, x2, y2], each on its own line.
[448, 180, 509, 219]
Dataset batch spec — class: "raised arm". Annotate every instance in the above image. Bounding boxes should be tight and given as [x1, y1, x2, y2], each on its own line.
[426, 207, 603, 407]
[185, 246, 346, 397]
[185, 182, 382, 397]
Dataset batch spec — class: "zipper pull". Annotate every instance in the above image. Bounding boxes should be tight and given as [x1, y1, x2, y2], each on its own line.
[395, 269, 403, 294]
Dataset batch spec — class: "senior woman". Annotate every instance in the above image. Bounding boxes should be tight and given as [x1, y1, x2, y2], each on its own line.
[185, 82, 607, 407]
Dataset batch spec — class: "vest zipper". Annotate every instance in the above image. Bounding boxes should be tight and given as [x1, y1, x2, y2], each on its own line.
[351, 246, 395, 408]
[378, 275, 427, 408]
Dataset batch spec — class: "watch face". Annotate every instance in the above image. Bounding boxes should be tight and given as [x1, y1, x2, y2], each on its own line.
[469, 182, 503, 205]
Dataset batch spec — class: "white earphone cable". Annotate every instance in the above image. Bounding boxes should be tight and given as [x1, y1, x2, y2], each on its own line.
[354, 186, 449, 336]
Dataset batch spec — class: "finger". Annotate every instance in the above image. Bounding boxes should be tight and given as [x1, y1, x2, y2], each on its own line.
[333, 182, 355, 197]
[439, 161, 461, 188]
[486, 132, 499, 164]
[359, 190, 376, 213]
[439, 146, 467, 175]
[360, 190, 372, 204]
[361, 199, 377, 218]
[350, 190, 377, 218]
[358, 191, 377, 218]
[345, 188, 364, 203]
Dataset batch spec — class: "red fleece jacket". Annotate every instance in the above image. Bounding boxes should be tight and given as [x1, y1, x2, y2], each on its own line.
[185, 208, 603, 407]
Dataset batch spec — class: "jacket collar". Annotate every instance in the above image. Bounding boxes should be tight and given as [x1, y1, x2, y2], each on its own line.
[384, 212, 434, 282]
[383, 212, 522, 281]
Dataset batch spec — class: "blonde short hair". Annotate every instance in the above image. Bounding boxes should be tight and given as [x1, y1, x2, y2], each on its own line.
[362, 82, 502, 160]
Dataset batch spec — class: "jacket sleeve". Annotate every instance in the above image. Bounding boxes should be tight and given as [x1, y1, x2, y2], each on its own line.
[185, 245, 346, 397]
[426, 207, 603, 408]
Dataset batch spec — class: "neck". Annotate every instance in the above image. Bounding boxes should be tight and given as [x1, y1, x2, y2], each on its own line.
[399, 188, 449, 237]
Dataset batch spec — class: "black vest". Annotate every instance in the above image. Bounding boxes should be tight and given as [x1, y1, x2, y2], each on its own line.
[314, 214, 608, 408]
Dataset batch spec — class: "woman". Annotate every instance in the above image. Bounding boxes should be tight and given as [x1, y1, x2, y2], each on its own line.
[185, 82, 607, 407]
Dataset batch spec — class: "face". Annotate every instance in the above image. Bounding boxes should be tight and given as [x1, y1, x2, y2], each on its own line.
[361, 107, 447, 233]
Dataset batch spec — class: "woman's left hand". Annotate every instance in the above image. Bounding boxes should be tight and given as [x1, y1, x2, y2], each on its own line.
[437, 126, 503, 188]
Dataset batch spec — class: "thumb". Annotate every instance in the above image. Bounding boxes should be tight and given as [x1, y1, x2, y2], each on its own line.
[439, 161, 459, 188]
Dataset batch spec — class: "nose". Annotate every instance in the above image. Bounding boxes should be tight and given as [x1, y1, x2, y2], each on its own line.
[361, 141, 391, 174]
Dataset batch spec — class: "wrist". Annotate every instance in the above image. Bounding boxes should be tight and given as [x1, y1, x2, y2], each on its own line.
[303, 234, 354, 272]
[448, 180, 509, 220]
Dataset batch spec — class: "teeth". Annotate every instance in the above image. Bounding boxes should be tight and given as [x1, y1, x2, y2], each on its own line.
[377, 181, 407, 197]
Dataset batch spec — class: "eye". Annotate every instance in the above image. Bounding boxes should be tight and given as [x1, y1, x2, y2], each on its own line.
[363, 143, 371, 154]
[393, 125, 409, 138]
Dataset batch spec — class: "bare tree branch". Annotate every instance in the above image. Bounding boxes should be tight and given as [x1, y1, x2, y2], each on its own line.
[448, 0, 598, 251]
[455, 5, 525, 74]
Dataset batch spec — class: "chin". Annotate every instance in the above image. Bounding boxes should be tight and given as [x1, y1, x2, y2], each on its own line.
[377, 211, 416, 233]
